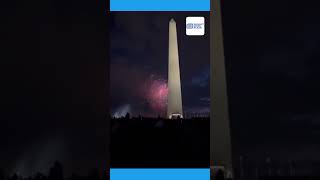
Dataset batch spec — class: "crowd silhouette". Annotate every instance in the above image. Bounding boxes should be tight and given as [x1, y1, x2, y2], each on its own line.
[3, 161, 320, 180]
[111, 113, 210, 167]
[1, 161, 106, 180]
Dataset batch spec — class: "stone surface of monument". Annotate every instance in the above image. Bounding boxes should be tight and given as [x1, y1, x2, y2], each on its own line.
[167, 18, 183, 119]
[211, 0, 233, 178]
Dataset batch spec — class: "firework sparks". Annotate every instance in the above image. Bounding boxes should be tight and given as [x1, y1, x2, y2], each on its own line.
[140, 75, 168, 116]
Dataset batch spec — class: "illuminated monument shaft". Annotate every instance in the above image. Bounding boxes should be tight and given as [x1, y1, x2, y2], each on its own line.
[167, 18, 183, 119]
[211, 0, 233, 178]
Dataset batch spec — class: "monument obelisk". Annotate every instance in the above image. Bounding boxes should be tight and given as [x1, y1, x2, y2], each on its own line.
[167, 18, 183, 119]
[211, 0, 233, 178]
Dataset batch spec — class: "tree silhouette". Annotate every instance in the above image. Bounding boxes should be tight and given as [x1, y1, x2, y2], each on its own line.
[8, 173, 18, 180]
[49, 161, 63, 180]
[125, 112, 130, 119]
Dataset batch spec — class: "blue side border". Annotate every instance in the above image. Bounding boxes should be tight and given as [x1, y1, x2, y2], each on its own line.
[110, 0, 210, 11]
[110, 168, 210, 180]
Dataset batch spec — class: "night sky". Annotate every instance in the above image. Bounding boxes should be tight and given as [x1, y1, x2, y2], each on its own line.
[110, 12, 210, 117]
[222, 0, 320, 162]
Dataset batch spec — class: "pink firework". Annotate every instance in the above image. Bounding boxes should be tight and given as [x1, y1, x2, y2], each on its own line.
[146, 77, 168, 114]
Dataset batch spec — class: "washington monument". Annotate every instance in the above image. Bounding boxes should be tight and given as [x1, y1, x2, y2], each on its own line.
[211, 0, 233, 178]
[167, 18, 183, 119]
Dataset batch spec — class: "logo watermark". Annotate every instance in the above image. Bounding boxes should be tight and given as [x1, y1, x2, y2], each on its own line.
[186, 17, 205, 36]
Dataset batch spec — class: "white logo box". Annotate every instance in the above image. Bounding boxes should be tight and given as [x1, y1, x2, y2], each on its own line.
[186, 17, 205, 36]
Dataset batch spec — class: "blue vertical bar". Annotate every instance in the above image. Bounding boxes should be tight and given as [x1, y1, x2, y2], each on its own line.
[110, 0, 210, 11]
[110, 168, 210, 180]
